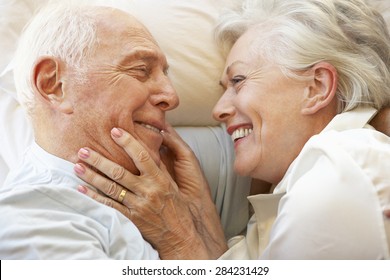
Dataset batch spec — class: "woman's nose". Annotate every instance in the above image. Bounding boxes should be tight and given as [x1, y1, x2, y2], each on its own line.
[212, 91, 235, 122]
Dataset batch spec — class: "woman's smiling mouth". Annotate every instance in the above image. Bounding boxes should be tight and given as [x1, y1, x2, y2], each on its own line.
[231, 127, 253, 142]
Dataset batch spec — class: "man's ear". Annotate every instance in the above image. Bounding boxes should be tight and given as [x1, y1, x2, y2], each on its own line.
[301, 62, 338, 115]
[32, 56, 73, 114]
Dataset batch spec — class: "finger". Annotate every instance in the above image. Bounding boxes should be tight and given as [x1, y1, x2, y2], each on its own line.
[111, 127, 161, 176]
[77, 147, 138, 189]
[161, 124, 196, 160]
[77, 185, 133, 217]
[158, 161, 179, 192]
[74, 162, 131, 201]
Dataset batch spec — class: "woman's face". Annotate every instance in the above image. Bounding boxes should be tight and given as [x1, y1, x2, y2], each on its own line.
[213, 28, 313, 184]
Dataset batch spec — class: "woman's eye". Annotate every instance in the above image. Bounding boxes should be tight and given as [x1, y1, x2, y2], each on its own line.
[230, 75, 245, 85]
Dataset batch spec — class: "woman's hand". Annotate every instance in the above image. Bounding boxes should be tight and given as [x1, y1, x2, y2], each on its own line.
[74, 127, 226, 259]
[159, 124, 228, 258]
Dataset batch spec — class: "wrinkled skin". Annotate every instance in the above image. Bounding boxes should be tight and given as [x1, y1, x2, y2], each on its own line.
[75, 125, 227, 259]
[45, 8, 180, 173]
[73, 22, 390, 259]
[75, 109, 390, 259]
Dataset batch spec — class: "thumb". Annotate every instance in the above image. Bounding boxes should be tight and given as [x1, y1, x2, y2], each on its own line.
[161, 123, 194, 160]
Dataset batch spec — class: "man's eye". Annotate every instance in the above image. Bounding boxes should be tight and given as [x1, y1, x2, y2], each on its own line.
[135, 66, 148, 74]
[133, 67, 151, 81]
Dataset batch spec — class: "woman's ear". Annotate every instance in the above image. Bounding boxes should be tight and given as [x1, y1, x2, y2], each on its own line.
[301, 62, 338, 115]
[32, 56, 73, 114]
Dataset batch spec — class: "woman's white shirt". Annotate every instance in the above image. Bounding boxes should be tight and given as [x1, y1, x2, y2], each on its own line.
[221, 107, 390, 259]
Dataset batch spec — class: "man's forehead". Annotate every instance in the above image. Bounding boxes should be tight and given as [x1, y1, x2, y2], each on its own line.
[117, 46, 168, 69]
[95, 13, 160, 49]
[122, 47, 165, 61]
[89, 7, 165, 64]
[94, 7, 153, 39]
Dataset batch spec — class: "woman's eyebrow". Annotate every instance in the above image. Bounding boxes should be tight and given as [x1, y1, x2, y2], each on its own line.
[227, 60, 246, 72]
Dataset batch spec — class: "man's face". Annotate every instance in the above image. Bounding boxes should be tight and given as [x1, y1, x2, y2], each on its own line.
[66, 9, 179, 174]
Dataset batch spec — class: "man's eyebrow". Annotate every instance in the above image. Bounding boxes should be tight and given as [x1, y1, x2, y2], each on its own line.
[120, 48, 167, 66]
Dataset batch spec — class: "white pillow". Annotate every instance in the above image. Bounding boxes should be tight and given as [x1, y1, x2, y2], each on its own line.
[125, 0, 241, 126]
[0, 0, 235, 177]
[0, 0, 242, 188]
[2, 0, 390, 124]
[0, 0, 236, 177]
[0, 0, 238, 126]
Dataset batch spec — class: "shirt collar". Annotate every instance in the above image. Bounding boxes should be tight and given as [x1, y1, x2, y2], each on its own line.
[30, 141, 90, 188]
[321, 106, 377, 133]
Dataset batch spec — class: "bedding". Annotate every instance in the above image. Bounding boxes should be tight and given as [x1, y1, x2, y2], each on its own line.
[1, 0, 389, 238]
[0, 0, 248, 238]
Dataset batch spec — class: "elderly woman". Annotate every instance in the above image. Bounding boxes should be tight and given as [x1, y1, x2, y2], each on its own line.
[75, 0, 390, 259]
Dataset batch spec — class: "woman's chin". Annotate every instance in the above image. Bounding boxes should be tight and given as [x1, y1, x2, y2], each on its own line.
[234, 161, 251, 177]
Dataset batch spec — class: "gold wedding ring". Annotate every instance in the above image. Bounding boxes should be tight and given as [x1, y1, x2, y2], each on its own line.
[118, 189, 127, 203]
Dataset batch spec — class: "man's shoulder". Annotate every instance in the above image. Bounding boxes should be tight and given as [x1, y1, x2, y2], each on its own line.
[0, 183, 158, 260]
[0, 184, 82, 216]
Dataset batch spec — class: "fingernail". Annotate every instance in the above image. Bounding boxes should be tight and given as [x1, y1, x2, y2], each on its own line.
[111, 127, 123, 138]
[77, 185, 87, 194]
[78, 148, 90, 159]
[74, 163, 86, 175]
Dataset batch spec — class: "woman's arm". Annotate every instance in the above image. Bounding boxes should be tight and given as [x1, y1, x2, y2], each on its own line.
[74, 127, 227, 259]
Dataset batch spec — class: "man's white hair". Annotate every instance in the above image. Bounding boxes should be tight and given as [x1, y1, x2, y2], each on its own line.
[13, 3, 100, 114]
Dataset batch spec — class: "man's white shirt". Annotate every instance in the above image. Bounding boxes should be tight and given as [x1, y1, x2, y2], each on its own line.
[0, 142, 159, 259]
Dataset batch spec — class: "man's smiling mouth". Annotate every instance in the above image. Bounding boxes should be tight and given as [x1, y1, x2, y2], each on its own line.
[135, 121, 162, 134]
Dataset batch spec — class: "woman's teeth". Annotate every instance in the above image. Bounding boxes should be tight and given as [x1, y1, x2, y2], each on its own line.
[231, 128, 253, 142]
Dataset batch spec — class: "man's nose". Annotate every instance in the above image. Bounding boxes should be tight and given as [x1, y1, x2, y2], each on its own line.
[150, 76, 179, 111]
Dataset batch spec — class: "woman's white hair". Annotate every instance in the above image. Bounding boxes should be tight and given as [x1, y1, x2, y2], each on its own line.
[13, 3, 100, 114]
[215, 0, 390, 112]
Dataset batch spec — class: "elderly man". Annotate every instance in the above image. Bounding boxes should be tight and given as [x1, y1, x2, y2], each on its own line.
[0, 3, 179, 259]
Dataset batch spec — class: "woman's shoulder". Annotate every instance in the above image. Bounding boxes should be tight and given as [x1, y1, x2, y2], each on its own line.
[280, 127, 390, 192]
[308, 126, 390, 159]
